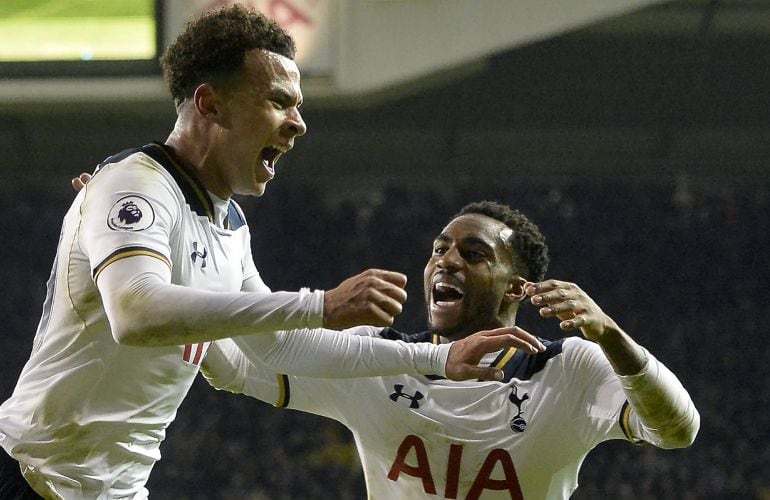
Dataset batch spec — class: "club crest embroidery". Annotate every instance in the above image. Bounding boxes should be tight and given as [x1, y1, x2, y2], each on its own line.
[107, 196, 155, 231]
[508, 386, 529, 433]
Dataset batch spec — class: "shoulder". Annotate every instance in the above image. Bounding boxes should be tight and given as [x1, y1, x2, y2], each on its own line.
[91, 146, 176, 193]
[557, 336, 615, 380]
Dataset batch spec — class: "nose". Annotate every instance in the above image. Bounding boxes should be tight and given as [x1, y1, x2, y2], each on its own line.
[284, 108, 307, 137]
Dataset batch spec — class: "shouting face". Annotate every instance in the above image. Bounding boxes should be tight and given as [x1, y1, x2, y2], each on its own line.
[209, 49, 307, 197]
[424, 213, 520, 340]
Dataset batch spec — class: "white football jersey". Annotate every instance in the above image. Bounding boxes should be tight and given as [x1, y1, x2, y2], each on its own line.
[0, 143, 259, 499]
[238, 331, 637, 500]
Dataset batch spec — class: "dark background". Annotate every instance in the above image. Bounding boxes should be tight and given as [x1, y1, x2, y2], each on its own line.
[1, 2, 769, 498]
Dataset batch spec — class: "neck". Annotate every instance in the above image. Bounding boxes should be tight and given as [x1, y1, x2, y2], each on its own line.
[165, 111, 229, 198]
[436, 313, 517, 343]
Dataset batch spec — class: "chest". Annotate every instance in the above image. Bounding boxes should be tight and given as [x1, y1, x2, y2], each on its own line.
[352, 371, 586, 499]
[169, 214, 249, 292]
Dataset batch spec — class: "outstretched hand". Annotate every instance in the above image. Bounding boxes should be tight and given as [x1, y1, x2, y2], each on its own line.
[444, 326, 546, 381]
[526, 280, 619, 343]
[323, 269, 408, 330]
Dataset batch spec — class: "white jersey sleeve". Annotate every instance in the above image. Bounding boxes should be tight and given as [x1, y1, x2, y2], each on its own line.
[202, 324, 448, 397]
[80, 153, 178, 274]
[558, 337, 632, 447]
[618, 349, 700, 448]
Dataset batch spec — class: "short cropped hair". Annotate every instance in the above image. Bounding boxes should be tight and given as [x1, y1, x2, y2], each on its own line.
[161, 4, 296, 107]
[454, 201, 550, 282]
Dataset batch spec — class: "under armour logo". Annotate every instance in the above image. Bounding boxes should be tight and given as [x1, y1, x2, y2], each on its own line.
[390, 384, 424, 409]
[508, 386, 530, 433]
[191, 241, 208, 269]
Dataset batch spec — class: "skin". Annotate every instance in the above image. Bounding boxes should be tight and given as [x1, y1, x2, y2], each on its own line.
[425, 212, 647, 376]
[165, 49, 307, 199]
[527, 280, 647, 375]
[424, 213, 535, 342]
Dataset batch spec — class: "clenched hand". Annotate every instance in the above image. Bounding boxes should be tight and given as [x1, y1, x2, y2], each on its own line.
[323, 269, 408, 330]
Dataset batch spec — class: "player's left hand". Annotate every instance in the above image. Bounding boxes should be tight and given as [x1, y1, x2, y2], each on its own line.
[72, 172, 92, 192]
[445, 326, 545, 381]
[525, 280, 620, 343]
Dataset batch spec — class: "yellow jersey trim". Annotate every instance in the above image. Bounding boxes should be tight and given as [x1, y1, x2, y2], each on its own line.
[93, 246, 171, 282]
[275, 373, 290, 408]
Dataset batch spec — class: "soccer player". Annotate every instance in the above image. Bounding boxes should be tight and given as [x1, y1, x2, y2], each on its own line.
[0, 8, 540, 500]
[203, 200, 700, 499]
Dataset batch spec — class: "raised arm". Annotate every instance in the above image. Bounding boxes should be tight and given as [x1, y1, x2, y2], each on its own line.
[526, 279, 700, 448]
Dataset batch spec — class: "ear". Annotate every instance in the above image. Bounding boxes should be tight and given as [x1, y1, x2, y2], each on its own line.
[504, 276, 529, 304]
[192, 83, 221, 121]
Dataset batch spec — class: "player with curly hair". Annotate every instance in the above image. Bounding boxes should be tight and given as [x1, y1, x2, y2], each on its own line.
[0, 7, 537, 499]
[204, 200, 700, 499]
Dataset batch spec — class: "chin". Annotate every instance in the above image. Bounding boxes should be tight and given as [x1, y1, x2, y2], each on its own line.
[237, 182, 267, 197]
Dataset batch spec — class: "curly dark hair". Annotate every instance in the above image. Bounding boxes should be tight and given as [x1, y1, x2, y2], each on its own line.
[161, 4, 296, 106]
[454, 201, 550, 282]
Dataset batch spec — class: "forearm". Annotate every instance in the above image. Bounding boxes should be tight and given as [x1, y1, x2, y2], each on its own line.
[232, 326, 451, 379]
[98, 256, 323, 346]
[595, 325, 647, 375]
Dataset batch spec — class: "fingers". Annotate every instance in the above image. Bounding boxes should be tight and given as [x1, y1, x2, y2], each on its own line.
[559, 315, 589, 331]
[352, 269, 408, 303]
[527, 280, 610, 336]
[360, 288, 404, 327]
[71, 173, 91, 192]
[472, 326, 545, 354]
[448, 365, 504, 382]
[372, 269, 408, 288]
[470, 367, 505, 382]
[527, 280, 579, 305]
[444, 327, 546, 381]
[527, 280, 585, 329]
[323, 269, 408, 329]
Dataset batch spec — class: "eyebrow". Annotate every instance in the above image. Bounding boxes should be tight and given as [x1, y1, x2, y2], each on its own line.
[434, 234, 494, 251]
[270, 87, 302, 107]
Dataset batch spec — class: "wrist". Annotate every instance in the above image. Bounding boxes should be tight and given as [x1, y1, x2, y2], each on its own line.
[594, 326, 647, 376]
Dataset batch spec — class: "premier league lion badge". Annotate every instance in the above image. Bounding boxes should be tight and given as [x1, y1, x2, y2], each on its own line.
[107, 195, 155, 231]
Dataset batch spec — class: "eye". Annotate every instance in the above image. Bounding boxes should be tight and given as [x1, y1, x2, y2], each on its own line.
[463, 250, 486, 263]
[432, 245, 447, 256]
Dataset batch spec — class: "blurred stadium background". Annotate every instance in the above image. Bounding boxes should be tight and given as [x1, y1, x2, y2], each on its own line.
[1, 0, 769, 498]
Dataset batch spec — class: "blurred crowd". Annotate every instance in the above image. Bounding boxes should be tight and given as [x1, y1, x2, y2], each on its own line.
[2, 176, 767, 499]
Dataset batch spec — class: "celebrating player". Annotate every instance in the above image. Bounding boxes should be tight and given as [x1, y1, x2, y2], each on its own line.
[203, 200, 700, 499]
[0, 8, 537, 500]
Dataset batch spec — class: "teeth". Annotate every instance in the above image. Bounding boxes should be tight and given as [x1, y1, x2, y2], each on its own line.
[432, 281, 463, 307]
[435, 282, 462, 294]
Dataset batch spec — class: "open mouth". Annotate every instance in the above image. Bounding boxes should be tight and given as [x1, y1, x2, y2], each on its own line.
[260, 147, 281, 176]
[432, 281, 464, 307]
